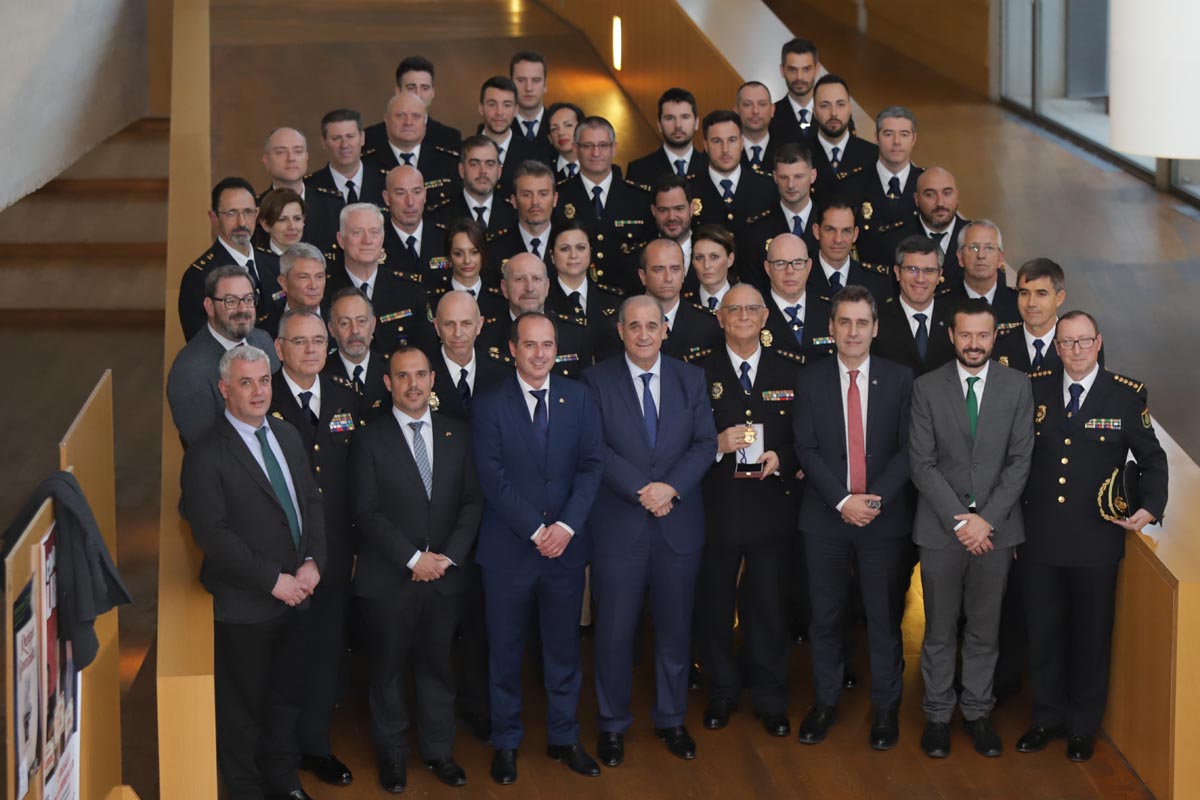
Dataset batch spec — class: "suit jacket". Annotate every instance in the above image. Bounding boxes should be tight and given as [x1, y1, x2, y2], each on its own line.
[552, 174, 654, 295]
[303, 163, 389, 253]
[909, 360, 1035, 549]
[166, 326, 280, 447]
[268, 372, 362, 585]
[545, 279, 625, 365]
[323, 348, 390, 415]
[793, 355, 915, 538]
[742, 204, 820, 292]
[698, 347, 801, 546]
[870, 295, 956, 376]
[178, 241, 281, 341]
[662, 300, 724, 360]
[626, 147, 709, 186]
[768, 98, 812, 145]
[844, 165, 923, 270]
[471, 374, 605, 570]
[181, 416, 327, 623]
[810, 134, 879, 206]
[761, 294, 836, 365]
[324, 261, 435, 355]
[364, 117, 462, 156]
[581, 354, 718, 555]
[364, 141, 460, 207]
[475, 312, 590, 379]
[425, 190, 518, 239]
[884, 214, 969, 287]
[807, 258, 894, 305]
[351, 411, 482, 598]
[382, 220, 447, 284]
[691, 169, 778, 272]
[424, 345, 513, 421]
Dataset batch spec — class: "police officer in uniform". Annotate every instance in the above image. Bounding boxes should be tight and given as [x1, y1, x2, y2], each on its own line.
[808, 75, 879, 206]
[380, 165, 448, 285]
[758, 234, 835, 365]
[625, 88, 708, 185]
[639, 239, 723, 361]
[363, 56, 462, 153]
[364, 91, 459, 209]
[871, 236, 955, 375]
[426, 136, 518, 238]
[808, 200, 892, 303]
[305, 109, 388, 256]
[743, 142, 819, 295]
[948, 220, 1019, 326]
[545, 219, 624, 365]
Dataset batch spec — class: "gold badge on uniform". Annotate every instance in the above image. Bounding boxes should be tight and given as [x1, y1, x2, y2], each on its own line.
[861, 201, 874, 220]
[760, 329, 773, 348]
[711, 382, 724, 400]
[692, 197, 703, 217]
[998, 356, 1009, 367]
[564, 203, 576, 219]
[1035, 404, 1046, 424]
[428, 392, 440, 411]
[1142, 408, 1152, 428]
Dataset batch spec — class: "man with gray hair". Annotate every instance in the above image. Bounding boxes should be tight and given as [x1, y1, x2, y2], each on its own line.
[168, 264, 280, 448]
[260, 127, 309, 202]
[259, 242, 329, 337]
[950, 220, 1020, 326]
[183, 342, 326, 800]
[364, 91, 458, 207]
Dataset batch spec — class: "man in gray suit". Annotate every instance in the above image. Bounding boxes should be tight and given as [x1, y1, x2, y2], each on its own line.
[167, 264, 280, 448]
[909, 297, 1034, 759]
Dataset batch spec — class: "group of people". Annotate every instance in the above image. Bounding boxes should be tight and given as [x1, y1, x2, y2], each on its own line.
[169, 36, 1171, 800]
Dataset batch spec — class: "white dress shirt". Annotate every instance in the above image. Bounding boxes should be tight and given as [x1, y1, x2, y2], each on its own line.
[898, 296, 936, 339]
[661, 298, 682, 331]
[709, 164, 742, 196]
[441, 347, 476, 393]
[208, 323, 246, 351]
[556, 155, 579, 176]
[921, 219, 954, 255]
[956, 359, 990, 406]
[964, 281, 998, 304]
[699, 281, 731, 309]
[492, 129, 514, 165]
[518, 108, 545, 137]
[558, 278, 588, 312]
[782, 199, 813, 237]
[394, 405, 435, 568]
[1062, 363, 1100, 409]
[392, 219, 423, 254]
[390, 142, 421, 167]
[463, 189, 494, 226]
[217, 237, 256, 279]
[817, 131, 850, 164]
[519, 223, 549, 255]
[836, 356, 871, 509]
[876, 161, 912, 195]
[330, 162, 365, 203]
[346, 266, 379, 298]
[451, 276, 484, 296]
[282, 369, 321, 419]
[771, 289, 806, 323]
[787, 96, 814, 125]
[664, 144, 695, 170]
[581, 170, 615, 209]
[626, 354, 662, 413]
[819, 253, 851, 289]
[743, 134, 771, 163]
[1024, 322, 1056, 366]
[340, 350, 371, 384]
[224, 410, 302, 535]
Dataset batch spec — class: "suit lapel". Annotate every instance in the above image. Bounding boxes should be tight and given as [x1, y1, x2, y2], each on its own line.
[863, 361, 880, 458]
[223, 419, 284, 509]
[944, 366, 973, 445]
[429, 415, 454, 506]
[615, 361, 650, 447]
[506, 377, 546, 470]
[384, 412, 429, 501]
[828, 359, 848, 460]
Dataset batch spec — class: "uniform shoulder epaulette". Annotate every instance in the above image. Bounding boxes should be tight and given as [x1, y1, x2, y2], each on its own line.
[774, 348, 806, 365]
[302, 171, 315, 180]
[625, 178, 652, 193]
[392, 269, 423, 284]
[1028, 368, 1055, 380]
[362, 146, 378, 157]
[485, 285, 504, 297]
[433, 144, 460, 159]
[935, 285, 954, 296]
[486, 227, 509, 242]
[995, 323, 1022, 337]
[620, 239, 650, 255]
[884, 295, 897, 304]
[557, 176, 572, 187]
[594, 282, 624, 297]
[746, 207, 774, 225]
[682, 348, 712, 363]
[1108, 371, 1146, 397]
[692, 301, 713, 315]
[486, 346, 515, 366]
[254, 244, 273, 256]
[315, 185, 341, 197]
[552, 310, 587, 327]
[867, 262, 891, 275]
[329, 374, 356, 391]
[425, 197, 452, 215]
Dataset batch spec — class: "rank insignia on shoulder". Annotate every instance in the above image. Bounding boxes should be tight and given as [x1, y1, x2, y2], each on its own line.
[762, 389, 794, 402]
[563, 203, 576, 219]
[626, 179, 652, 193]
[486, 228, 508, 242]
[746, 208, 772, 224]
[554, 353, 580, 363]
[315, 185, 340, 197]
[329, 412, 356, 432]
[692, 197, 703, 217]
[775, 349, 805, 364]
[711, 382, 724, 400]
[330, 375, 355, 390]
[1028, 369, 1054, 379]
[1084, 418, 1121, 430]
[1035, 404, 1046, 423]
[433, 145, 460, 158]
[1110, 373, 1145, 395]
[861, 202, 874, 220]
[379, 309, 413, 324]
[760, 329, 774, 347]
[371, 399, 383, 409]
[429, 256, 450, 270]
[393, 270, 422, 284]
[271, 411, 284, 420]
[997, 321, 1023, 331]
[683, 348, 711, 363]
[998, 356, 1009, 367]
[428, 392, 440, 412]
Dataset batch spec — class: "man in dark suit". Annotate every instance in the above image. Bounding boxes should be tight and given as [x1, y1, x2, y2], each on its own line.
[485, 160, 558, 281]
[626, 88, 709, 185]
[759, 234, 835, 365]
[843, 106, 923, 271]
[744, 141, 819, 294]
[872, 235, 955, 375]
[949, 221, 1019, 326]
[479, 76, 550, 196]
[768, 38, 819, 145]
[809, 200, 893, 303]
[909, 299, 1034, 759]
[581, 294, 717, 765]
[809, 75, 879, 205]
[1016, 311, 1168, 763]
[363, 56, 462, 154]
[693, 284, 800, 737]
[304, 109, 387, 255]
[992, 258, 1068, 374]
[510, 51, 556, 163]
[380, 165, 447, 283]
[428, 290, 512, 421]
[639, 239, 723, 360]
[737, 81, 776, 175]
[364, 92, 459, 209]
[352, 346, 483, 792]
[268, 309, 361, 788]
[553, 116, 654, 295]
[472, 312, 606, 785]
[425, 136, 518, 237]
[883, 167, 969, 287]
[792, 285, 915, 751]
[257, 243, 328, 339]
[181, 345, 326, 800]
[324, 286, 390, 414]
[646, 176, 700, 296]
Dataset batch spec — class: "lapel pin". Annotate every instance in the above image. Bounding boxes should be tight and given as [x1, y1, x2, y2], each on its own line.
[445, 431, 452, 436]
[559, 397, 565, 403]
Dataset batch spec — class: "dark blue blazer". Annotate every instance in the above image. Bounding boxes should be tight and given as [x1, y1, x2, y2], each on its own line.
[581, 354, 718, 556]
[792, 355, 915, 538]
[471, 374, 605, 570]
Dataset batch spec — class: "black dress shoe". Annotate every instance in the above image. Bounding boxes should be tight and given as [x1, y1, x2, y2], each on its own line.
[459, 709, 492, 743]
[869, 708, 900, 751]
[490, 749, 517, 785]
[655, 726, 697, 760]
[547, 743, 601, 776]
[597, 732, 624, 767]
[1066, 735, 1095, 762]
[688, 663, 703, 690]
[379, 756, 407, 793]
[1016, 725, 1067, 753]
[301, 753, 353, 786]
[964, 716, 1003, 757]
[703, 697, 736, 730]
[843, 666, 858, 689]
[760, 713, 790, 737]
[921, 722, 951, 758]
[797, 706, 836, 744]
[424, 757, 467, 787]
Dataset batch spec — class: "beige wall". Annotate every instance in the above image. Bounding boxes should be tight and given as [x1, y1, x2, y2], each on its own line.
[0, 0, 148, 210]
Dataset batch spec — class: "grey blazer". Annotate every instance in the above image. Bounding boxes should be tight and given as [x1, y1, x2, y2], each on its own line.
[166, 325, 280, 448]
[908, 359, 1034, 549]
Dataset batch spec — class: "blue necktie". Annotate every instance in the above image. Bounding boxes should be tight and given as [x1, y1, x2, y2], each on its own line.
[456, 368, 471, 410]
[829, 271, 844, 292]
[798, 108, 809, 127]
[1032, 339, 1046, 370]
[1066, 382, 1084, 418]
[400, 152, 414, 166]
[913, 312, 929, 362]
[791, 214, 804, 236]
[640, 373, 657, 448]
[523, 120, 537, 141]
[707, 296, 718, 311]
[785, 304, 804, 344]
[530, 389, 548, 454]
[888, 175, 902, 198]
[345, 180, 358, 205]
[750, 145, 762, 167]
[405, 235, 419, 260]
[529, 237, 541, 258]
[720, 178, 734, 202]
[254, 426, 301, 548]
[739, 361, 753, 394]
[830, 146, 841, 168]
[674, 159, 687, 178]
[567, 162, 577, 177]
[592, 185, 605, 220]
[408, 421, 432, 498]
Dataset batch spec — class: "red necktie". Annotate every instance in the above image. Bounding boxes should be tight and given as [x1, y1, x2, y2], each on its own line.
[847, 369, 866, 494]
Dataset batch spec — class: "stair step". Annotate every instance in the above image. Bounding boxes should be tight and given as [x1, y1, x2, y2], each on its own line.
[39, 178, 169, 199]
[0, 258, 164, 311]
[0, 242, 166, 263]
[0, 195, 167, 243]
[0, 309, 164, 328]
[113, 117, 170, 140]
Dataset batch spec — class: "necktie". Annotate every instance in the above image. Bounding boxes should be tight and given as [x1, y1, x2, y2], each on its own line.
[750, 145, 762, 167]
[523, 120, 537, 141]
[245, 259, 260, 292]
[592, 185, 605, 220]
[254, 426, 301, 548]
[791, 214, 804, 236]
[913, 312, 929, 361]
[457, 368, 471, 410]
[640, 373, 657, 448]
[466, 287, 476, 297]
[739, 361, 753, 394]
[720, 178, 734, 202]
[785, 304, 804, 344]
[408, 421, 432, 498]
[847, 369, 866, 494]
[405, 235, 419, 260]
[346, 180, 358, 205]
[829, 271, 844, 292]
[966, 376, 981, 437]
[497, 145, 505, 163]
[360, 281, 371, 301]
[1066, 382, 1084, 418]
[351, 364, 364, 393]
[798, 108, 809, 127]
[1032, 339, 1046, 369]
[569, 291, 583, 313]
[929, 231, 947, 248]
[400, 152, 414, 166]
[830, 146, 841, 168]
[887, 176, 902, 198]
[707, 296, 718, 311]
[474, 206, 487, 223]
[529, 237, 541, 258]
[530, 389, 548, 454]
[298, 390, 318, 427]
[674, 159, 687, 178]
[567, 162, 577, 177]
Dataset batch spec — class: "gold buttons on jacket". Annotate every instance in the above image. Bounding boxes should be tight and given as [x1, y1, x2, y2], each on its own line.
[1058, 477, 1066, 484]
[1061, 457, 1069, 465]
[1058, 496, 1065, 503]
[1064, 438, 1072, 446]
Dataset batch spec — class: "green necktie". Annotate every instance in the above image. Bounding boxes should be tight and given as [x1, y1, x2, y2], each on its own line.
[966, 376, 981, 437]
[254, 425, 301, 548]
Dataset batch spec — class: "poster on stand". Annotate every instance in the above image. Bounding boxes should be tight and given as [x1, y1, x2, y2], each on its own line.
[38, 526, 80, 800]
[12, 579, 39, 800]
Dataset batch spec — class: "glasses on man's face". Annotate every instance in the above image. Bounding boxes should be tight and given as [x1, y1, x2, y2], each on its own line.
[1055, 336, 1097, 351]
[217, 208, 258, 220]
[900, 265, 940, 278]
[964, 243, 998, 255]
[721, 304, 766, 316]
[768, 258, 810, 272]
[282, 336, 328, 349]
[214, 294, 256, 310]
[577, 141, 613, 153]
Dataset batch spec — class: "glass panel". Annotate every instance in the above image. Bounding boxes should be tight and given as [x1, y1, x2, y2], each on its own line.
[1001, 0, 1035, 109]
[1174, 161, 1200, 201]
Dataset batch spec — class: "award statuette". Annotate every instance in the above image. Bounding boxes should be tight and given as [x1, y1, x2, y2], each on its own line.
[734, 423, 766, 478]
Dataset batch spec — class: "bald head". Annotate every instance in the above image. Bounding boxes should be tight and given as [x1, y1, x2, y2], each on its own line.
[765, 232, 808, 261]
[435, 290, 481, 324]
[915, 166, 959, 230]
[384, 91, 428, 148]
[384, 165, 426, 229]
[763, 232, 811, 302]
[722, 282, 766, 308]
[435, 290, 482, 363]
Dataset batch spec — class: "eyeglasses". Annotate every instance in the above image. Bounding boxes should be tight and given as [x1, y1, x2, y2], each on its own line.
[964, 243, 999, 255]
[217, 208, 258, 220]
[721, 304, 766, 316]
[282, 336, 329, 349]
[577, 141, 614, 153]
[768, 258, 810, 272]
[900, 265, 941, 278]
[213, 294, 257, 309]
[1055, 336, 1097, 351]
